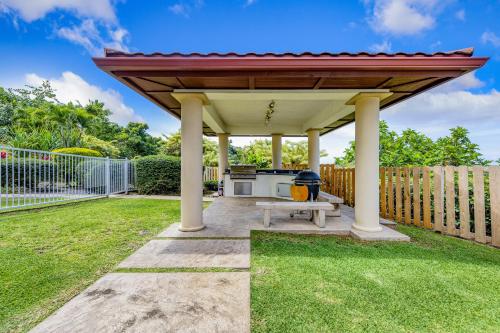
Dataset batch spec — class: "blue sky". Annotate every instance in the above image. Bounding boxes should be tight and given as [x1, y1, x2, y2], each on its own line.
[1, 0, 499, 162]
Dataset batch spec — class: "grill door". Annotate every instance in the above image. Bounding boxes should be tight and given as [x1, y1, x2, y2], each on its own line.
[234, 181, 253, 196]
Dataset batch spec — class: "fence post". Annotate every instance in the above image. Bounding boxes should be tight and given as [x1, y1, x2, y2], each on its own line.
[105, 157, 110, 196]
[124, 158, 129, 194]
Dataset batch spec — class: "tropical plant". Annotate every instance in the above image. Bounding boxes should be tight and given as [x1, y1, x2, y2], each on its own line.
[334, 121, 490, 167]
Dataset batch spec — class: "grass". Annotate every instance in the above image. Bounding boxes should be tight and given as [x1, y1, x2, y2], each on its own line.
[1, 198, 499, 332]
[0, 198, 181, 333]
[251, 226, 500, 333]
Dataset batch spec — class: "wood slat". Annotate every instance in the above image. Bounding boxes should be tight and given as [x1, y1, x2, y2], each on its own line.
[489, 166, 500, 247]
[422, 167, 431, 229]
[380, 168, 387, 218]
[413, 167, 421, 226]
[387, 167, 394, 220]
[351, 169, 355, 207]
[458, 166, 471, 239]
[342, 169, 346, 203]
[395, 168, 402, 223]
[433, 166, 444, 232]
[445, 166, 456, 235]
[404, 168, 412, 225]
[332, 168, 336, 195]
[472, 166, 486, 243]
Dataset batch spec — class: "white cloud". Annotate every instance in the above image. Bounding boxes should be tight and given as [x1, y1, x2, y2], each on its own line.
[0, 0, 116, 23]
[366, 0, 439, 35]
[369, 40, 392, 53]
[56, 19, 129, 56]
[168, 0, 205, 17]
[434, 71, 485, 93]
[481, 31, 500, 48]
[0, 0, 128, 55]
[25, 71, 143, 125]
[169, 3, 189, 16]
[455, 9, 465, 21]
[245, 0, 257, 6]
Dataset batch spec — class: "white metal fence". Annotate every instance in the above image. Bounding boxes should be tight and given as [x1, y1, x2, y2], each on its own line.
[0, 146, 135, 211]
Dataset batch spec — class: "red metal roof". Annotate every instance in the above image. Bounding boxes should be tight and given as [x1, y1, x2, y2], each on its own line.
[104, 47, 475, 58]
[93, 47, 488, 136]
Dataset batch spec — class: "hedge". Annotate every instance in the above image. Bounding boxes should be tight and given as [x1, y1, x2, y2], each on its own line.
[0, 158, 56, 189]
[203, 180, 218, 191]
[52, 147, 103, 157]
[135, 155, 181, 195]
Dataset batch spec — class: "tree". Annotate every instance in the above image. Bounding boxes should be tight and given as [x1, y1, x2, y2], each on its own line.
[241, 139, 272, 168]
[334, 121, 489, 167]
[160, 131, 182, 156]
[432, 127, 489, 166]
[0, 82, 163, 158]
[114, 123, 160, 158]
[159, 130, 223, 166]
[282, 140, 328, 165]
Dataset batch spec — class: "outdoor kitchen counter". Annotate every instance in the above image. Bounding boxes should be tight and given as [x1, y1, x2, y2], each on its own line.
[223, 173, 295, 198]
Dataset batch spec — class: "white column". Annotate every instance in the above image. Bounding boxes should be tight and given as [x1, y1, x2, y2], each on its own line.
[307, 129, 320, 174]
[271, 134, 282, 169]
[218, 133, 229, 180]
[179, 95, 205, 232]
[353, 96, 382, 232]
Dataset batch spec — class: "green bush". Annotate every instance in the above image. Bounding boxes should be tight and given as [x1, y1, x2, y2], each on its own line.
[52, 147, 103, 157]
[203, 180, 218, 192]
[135, 155, 181, 195]
[76, 160, 107, 193]
[0, 158, 56, 189]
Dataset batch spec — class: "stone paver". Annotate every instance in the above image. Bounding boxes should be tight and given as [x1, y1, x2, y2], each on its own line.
[118, 239, 250, 269]
[30, 272, 250, 333]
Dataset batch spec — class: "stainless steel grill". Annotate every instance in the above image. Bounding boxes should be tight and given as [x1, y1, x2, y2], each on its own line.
[229, 165, 256, 179]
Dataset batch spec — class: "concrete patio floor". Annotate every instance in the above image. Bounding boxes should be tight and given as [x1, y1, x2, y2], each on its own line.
[163, 197, 409, 241]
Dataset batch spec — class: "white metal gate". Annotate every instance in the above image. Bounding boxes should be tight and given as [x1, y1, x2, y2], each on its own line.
[0, 146, 135, 211]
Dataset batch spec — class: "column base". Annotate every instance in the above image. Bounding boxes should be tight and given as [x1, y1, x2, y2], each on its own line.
[178, 224, 206, 232]
[351, 223, 383, 233]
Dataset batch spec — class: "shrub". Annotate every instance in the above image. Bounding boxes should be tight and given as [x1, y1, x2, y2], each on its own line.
[82, 134, 120, 158]
[52, 147, 103, 157]
[203, 180, 218, 192]
[135, 155, 181, 195]
[76, 159, 107, 193]
[0, 157, 56, 189]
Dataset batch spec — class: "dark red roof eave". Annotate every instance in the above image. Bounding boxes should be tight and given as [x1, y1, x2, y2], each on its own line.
[93, 56, 488, 73]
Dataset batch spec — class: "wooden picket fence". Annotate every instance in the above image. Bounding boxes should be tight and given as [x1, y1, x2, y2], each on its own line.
[380, 166, 499, 247]
[282, 163, 308, 170]
[277, 163, 500, 247]
[319, 164, 355, 206]
[203, 166, 219, 182]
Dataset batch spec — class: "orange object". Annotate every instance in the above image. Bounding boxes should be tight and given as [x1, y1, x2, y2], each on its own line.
[291, 184, 309, 201]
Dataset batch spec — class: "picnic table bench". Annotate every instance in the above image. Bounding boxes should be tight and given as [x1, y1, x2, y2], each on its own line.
[256, 201, 335, 228]
[317, 191, 343, 217]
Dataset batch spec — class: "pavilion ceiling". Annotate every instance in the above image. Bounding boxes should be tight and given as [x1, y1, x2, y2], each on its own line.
[93, 48, 488, 136]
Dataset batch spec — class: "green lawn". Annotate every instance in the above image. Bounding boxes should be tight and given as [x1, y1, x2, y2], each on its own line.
[251, 227, 500, 333]
[0, 198, 180, 333]
[1, 198, 499, 333]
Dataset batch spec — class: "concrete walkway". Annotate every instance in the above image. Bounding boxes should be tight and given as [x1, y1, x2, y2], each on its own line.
[31, 198, 251, 333]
